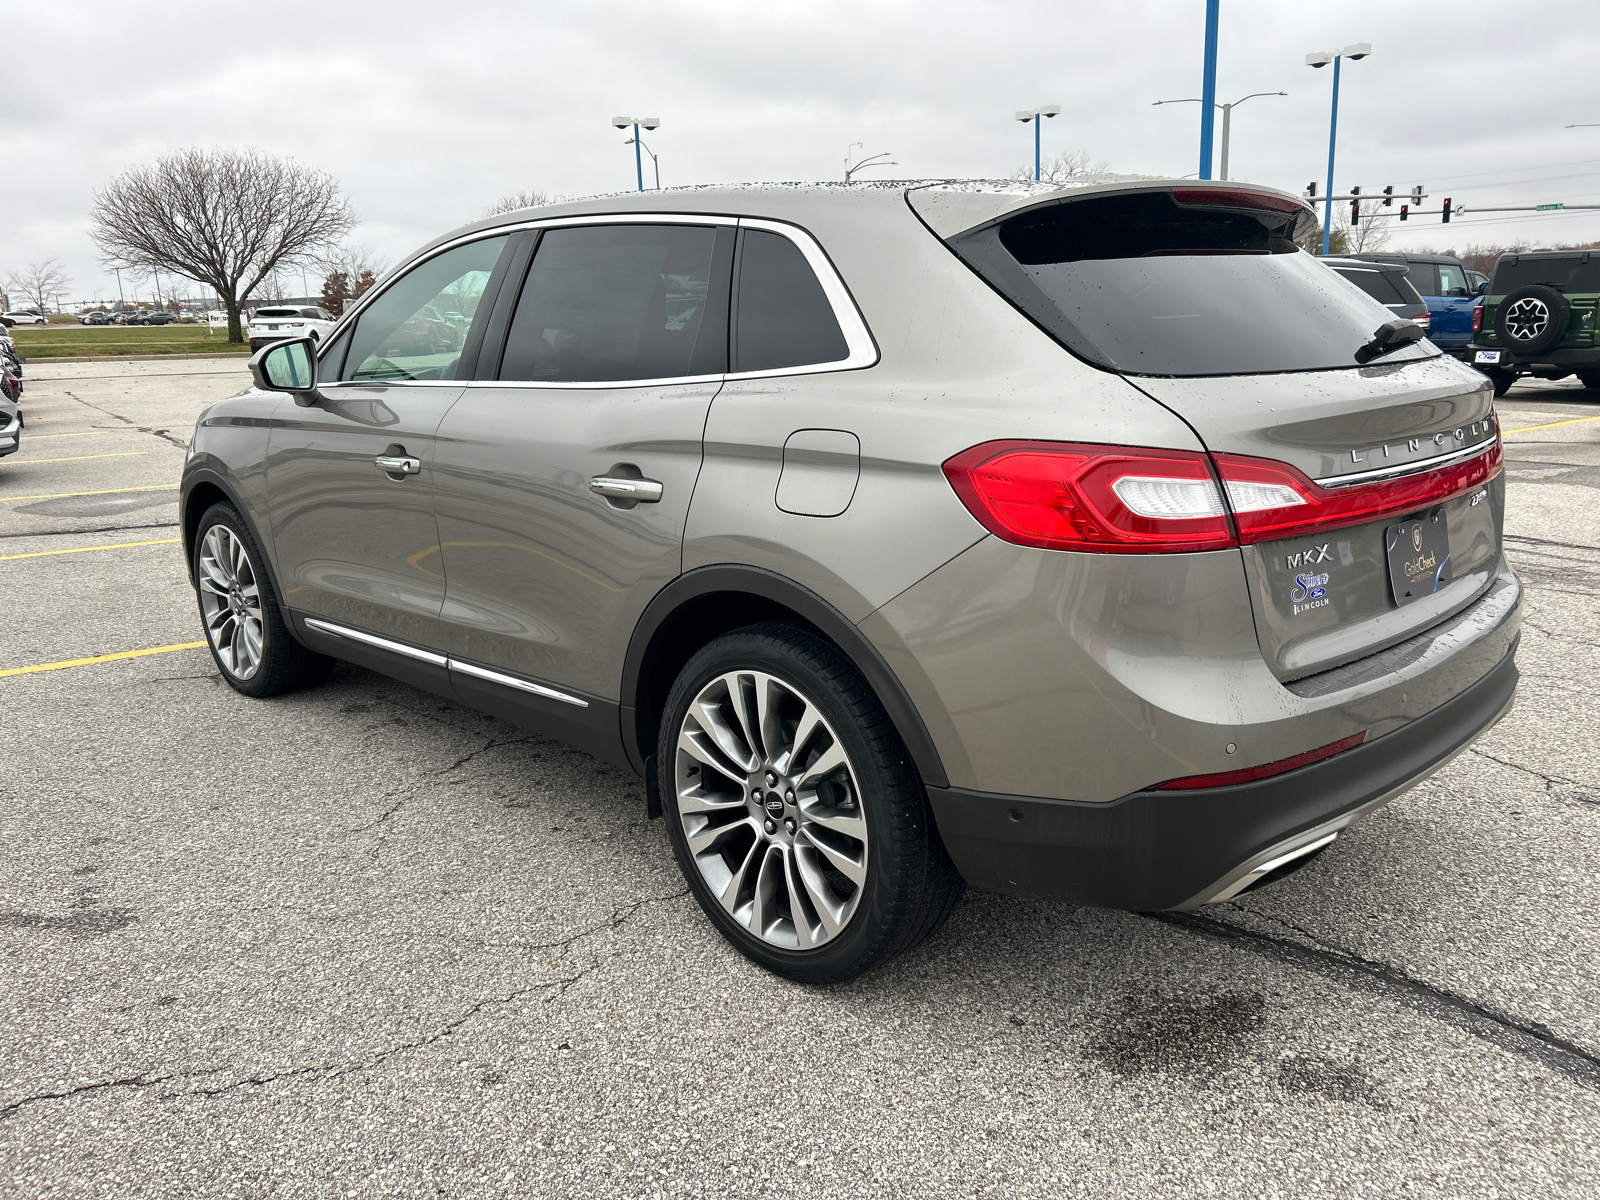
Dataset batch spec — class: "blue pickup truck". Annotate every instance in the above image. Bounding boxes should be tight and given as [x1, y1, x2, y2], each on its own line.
[1350, 252, 1487, 361]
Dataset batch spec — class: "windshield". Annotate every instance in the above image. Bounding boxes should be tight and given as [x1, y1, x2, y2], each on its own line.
[1491, 256, 1600, 294]
[951, 190, 1434, 377]
[256, 308, 298, 317]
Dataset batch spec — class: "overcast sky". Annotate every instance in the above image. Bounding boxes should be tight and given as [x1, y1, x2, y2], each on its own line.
[6, 0, 1600, 306]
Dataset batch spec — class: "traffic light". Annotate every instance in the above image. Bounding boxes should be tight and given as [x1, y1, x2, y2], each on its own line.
[1400, 204, 1409, 222]
[1383, 185, 1394, 206]
[1350, 185, 1361, 226]
[1442, 197, 1452, 224]
[1307, 182, 1318, 199]
[1411, 185, 1424, 205]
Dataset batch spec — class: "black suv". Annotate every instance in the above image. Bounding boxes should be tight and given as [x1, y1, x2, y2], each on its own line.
[1469, 251, 1600, 396]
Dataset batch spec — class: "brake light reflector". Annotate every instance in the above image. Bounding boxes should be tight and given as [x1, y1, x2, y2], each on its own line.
[942, 441, 1235, 553]
[1151, 731, 1367, 790]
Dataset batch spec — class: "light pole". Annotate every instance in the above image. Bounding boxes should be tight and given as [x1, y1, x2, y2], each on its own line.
[1015, 105, 1061, 180]
[844, 143, 896, 183]
[1153, 91, 1286, 181]
[1306, 42, 1372, 255]
[113, 267, 124, 311]
[1198, 0, 1219, 178]
[626, 134, 661, 188]
[611, 116, 659, 191]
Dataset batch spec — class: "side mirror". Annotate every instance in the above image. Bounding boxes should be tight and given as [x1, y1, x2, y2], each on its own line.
[1475, 281, 1489, 296]
[249, 337, 323, 407]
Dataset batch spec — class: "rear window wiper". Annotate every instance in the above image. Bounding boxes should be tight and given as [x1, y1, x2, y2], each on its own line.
[1354, 319, 1428, 365]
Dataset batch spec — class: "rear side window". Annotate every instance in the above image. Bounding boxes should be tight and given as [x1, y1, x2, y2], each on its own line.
[1334, 267, 1412, 306]
[499, 224, 726, 382]
[733, 228, 849, 373]
[1404, 263, 1438, 296]
[343, 235, 509, 382]
[1491, 256, 1600, 293]
[952, 190, 1433, 377]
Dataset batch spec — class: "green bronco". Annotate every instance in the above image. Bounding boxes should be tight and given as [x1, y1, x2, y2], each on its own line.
[1470, 250, 1600, 397]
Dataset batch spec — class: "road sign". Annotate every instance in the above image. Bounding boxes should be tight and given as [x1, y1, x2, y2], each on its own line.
[1536, 203, 1565, 211]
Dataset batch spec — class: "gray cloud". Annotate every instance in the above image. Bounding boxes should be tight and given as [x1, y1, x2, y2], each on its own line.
[6, 0, 1599, 303]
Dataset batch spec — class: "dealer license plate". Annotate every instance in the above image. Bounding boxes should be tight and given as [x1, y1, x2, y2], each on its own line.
[1474, 350, 1501, 364]
[1386, 514, 1452, 606]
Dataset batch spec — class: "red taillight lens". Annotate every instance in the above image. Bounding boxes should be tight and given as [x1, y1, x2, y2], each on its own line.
[1472, 304, 1484, 333]
[1213, 437, 1502, 544]
[942, 441, 1236, 553]
[1151, 732, 1367, 791]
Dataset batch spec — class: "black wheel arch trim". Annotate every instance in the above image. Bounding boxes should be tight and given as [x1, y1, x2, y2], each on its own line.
[620, 564, 949, 791]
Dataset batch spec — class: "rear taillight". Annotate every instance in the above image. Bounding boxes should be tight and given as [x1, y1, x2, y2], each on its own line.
[941, 441, 1234, 553]
[944, 436, 1503, 553]
[1150, 732, 1367, 790]
[1414, 314, 1431, 330]
[1472, 304, 1484, 333]
[1212, 436, 1502, 543]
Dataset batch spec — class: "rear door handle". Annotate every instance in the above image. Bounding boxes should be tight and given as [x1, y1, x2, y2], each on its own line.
[589, 475, 664, 502]
[375, 454, 421, 475]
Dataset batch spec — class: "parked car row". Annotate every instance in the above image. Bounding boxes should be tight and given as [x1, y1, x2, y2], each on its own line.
[78, 310, 178, 325]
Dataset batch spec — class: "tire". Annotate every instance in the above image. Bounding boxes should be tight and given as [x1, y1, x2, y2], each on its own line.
[659, 622, 963, 984]
[1494, 284, 1570, 356]
[1578, 370, 1600, 391]
[1486, 367, 1516, 398]
[192, 502, 334, 698]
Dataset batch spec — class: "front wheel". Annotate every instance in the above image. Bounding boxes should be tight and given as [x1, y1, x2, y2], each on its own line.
[193, 502, 333, 697]
[659, 623, 963, 984]
[1485, 367, 1515, 398]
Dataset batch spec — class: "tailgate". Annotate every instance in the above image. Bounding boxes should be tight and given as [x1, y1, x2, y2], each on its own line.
[1132, 357, 1502, 679]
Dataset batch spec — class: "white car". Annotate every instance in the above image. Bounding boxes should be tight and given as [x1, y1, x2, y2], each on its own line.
[2, 311, 48, 326]
[247, 306, 336, 353]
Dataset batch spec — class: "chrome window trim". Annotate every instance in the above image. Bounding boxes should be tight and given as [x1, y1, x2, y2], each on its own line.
[448, 658, 590, 708]
[1314, 434, 1499, 489]
[328, 212, 878, 393]
[303, 617, 449, 667]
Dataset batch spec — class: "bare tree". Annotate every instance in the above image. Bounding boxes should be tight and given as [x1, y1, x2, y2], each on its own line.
[483, 189, 552, 217]
[1010, 150, 1113, 184]
[89, 147, 357, 343]
[315, 243, 389, 315]
[5, 258, 73, 315]
[1296, 201, 1392, 255]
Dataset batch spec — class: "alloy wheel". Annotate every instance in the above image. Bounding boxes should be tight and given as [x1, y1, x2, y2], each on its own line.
[197, 524, 265, 680]
[674, 670, 868, 950]
[1503, 297, 1549, 342]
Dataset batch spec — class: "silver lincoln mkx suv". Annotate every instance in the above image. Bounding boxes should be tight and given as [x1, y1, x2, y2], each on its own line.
[182, 180, 1520, 982]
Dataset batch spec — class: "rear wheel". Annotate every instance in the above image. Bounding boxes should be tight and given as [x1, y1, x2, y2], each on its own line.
[660, 623, 963, 983]
[1578, 370, 1600, 392]
[193, 502, 333, 697]
[1486, 367, 1515, 398]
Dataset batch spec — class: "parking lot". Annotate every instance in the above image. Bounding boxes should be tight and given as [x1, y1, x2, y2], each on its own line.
[2, 358, 1598, 1197]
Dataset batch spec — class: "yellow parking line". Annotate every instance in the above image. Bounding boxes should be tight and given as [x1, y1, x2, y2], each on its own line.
[0, 483, 177, 502]
[0, 537, 180, 562]
[1503, 414, 1600, 435]
[0, 640, 207, 678]
[8, 451, 150, 466]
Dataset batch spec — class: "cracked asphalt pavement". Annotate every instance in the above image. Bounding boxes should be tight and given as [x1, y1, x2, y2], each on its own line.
[2, 360, 1599, 1197]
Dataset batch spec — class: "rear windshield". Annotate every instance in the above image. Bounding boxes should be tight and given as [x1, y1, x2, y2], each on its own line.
[256, 308, 298, 317]
[1491, 256, 1600, 294]
[951, 190, 1434, 377]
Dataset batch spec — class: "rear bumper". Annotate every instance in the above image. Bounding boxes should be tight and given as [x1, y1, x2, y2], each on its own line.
[1462, 346, 1600, 369]
[927, 638, 1518, 912]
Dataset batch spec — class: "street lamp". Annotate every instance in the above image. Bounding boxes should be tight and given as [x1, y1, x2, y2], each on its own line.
[844, 143, 896, 183]
[626, 134, 662, 189]
[1015, 105, 1060, 181]
[612, 116, 660, 192]
[1306, 41, 1372, 255]
[1153, 91, 1286, 181]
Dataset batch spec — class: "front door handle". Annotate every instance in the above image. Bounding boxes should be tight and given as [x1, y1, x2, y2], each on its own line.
[589, 475, 664, 502]
[375, 454, 421, 475]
